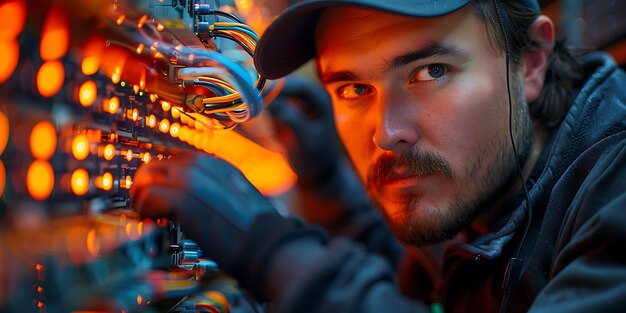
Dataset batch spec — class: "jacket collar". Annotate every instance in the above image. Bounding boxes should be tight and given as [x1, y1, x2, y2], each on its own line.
[457, 52, 623, 260]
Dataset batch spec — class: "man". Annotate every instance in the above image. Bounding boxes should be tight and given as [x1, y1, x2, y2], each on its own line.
[131, 0, 626, 312]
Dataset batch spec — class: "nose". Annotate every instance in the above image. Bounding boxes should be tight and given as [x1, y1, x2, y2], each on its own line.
[371, 92, 419, 152]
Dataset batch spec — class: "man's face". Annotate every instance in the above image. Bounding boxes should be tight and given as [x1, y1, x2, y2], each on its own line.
[315, 6, 533, 245]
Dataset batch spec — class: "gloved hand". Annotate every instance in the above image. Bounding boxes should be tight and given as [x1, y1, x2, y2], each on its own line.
[268, 75, 341, 188]
[130, 152, 276, 270]
[131, 152, 327, 300]
[269, 75, 371, 229]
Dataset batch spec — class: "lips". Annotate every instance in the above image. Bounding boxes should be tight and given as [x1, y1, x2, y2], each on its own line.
[388, 166, 418, 181]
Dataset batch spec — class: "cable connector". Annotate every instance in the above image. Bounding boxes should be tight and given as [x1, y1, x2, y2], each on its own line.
[194, 22, 214, 39]
[194, 3, 212, 15]
[168, 64, 186, 84]
[184, 94, 205, 113]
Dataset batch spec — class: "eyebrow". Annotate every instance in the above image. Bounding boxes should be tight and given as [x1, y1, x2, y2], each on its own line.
[320, 42, 467, 85]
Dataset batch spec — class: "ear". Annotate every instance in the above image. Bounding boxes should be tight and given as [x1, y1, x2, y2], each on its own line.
[522, 15, 554, 103]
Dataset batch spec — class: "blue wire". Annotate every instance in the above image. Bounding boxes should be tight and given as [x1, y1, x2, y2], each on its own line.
[190, 50, 262, 119]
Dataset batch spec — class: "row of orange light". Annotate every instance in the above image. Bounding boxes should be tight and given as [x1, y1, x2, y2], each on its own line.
[0, 0, 26, 84]
[36, 5, 70, 98]
[32, 129, 152, 163]
[25, 120, 166, 200]
[68, 215, 152, 263]
[140, 98, 299, 195]
[1, 0, 23, 198]
[25, 160, 128, 200]
[1, 1, 78, 98]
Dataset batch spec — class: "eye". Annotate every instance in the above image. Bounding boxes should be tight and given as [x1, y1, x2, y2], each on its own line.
[337, 84, 373, 100]
[410, 64, 448, 83]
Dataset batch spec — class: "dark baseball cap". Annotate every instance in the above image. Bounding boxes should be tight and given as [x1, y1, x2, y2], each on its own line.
[254, 0, 540, 79]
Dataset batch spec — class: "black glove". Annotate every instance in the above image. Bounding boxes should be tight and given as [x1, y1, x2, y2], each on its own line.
[268, 75, 341, 188]
[269, 75, 371, 228]
[131, 152, 326, 299]
[131, 152, 277, 270]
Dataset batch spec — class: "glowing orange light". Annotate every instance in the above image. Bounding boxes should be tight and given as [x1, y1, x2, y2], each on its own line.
[133, 84, 140, 95]
[79, 80, 97, 107]
[103, 144, 115, 161]
[40, 6, 69, 61]
[0, 161, 5, 198]
[186, 130, 196, 145]
[213, 130, 297, 196]
[30, 121, 57, 160]
[193, 132, 203, 149]
[185, 115, 195, 127]
[81, 37, 105, 76]
[202, 133, 216, 154]
[159, 119, 170, 133]
[37, 301, 43, 308]
[138, 15, 148, 28]
[147, 114, 157, 128]
[125, 175, 132, 190]
[179, 113, 190, 127]
[179, 126, 190, 143]
[149, 94, 157, 102]
[125, 149, 133, 162]
[137, 221, 144, 235]
[81, 56, 100, 76]
[0, 38, 19, 83]
[70, 168, 89, 196]
[71, 135, 89, 160]
[0, 0, 26, 38]
[27, 160, 54, 200]
[101, 172, 113, 191]
[111, 69, 121, 84]
[36, 60, 65, 97]
[171, 106, 181, 119]
[35, 264, 43, 271]
[141, 152, 151, 163]
[87, 228, 100, 256]
[106, 96, 120, 115]
[137, 295, 143, 305]
[132, 108, 139, 121]
[194, 115, 210, 132]
[136, 43, 144, 55]
[116, 14, 126, 25]
[0, 111, 9, 155]
[156, 23, 165, 31]
[37, 286, 43, 293]
[169, 122, 180, 138]
[161, 101, 171, 112]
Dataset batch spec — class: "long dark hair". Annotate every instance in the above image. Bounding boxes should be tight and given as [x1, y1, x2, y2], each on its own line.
[473, 0, 583, 129]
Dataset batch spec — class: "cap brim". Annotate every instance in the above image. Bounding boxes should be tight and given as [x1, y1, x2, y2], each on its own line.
[254, 0, 471, 80]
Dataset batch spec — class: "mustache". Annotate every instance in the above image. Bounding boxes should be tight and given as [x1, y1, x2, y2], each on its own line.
[367, 149, 453, 187]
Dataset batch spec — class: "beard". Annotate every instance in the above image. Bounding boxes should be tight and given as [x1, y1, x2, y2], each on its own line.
[365, 74, 534, 246]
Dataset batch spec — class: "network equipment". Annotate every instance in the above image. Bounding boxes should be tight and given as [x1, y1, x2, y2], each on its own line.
[0, 0, 281, 311]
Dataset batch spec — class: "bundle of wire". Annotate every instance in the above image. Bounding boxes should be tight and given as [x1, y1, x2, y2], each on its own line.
[193, 18, 266, 124]
[106, 7, 265, 129]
